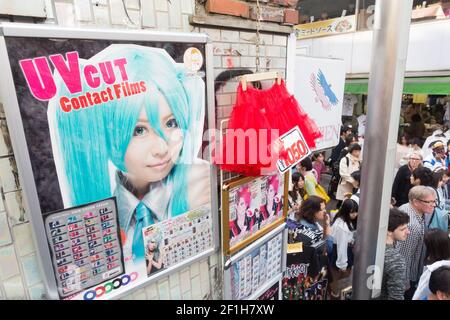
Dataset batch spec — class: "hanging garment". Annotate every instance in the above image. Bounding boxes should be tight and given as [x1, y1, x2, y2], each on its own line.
[217, 80, 322, 176]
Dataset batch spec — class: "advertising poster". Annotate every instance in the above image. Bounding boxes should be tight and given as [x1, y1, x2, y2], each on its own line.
[257, 281, 280, 300]
[294, 15, 356, 39]
[282, 220, 328, 300]
[223, 173, 288, 255]
[292, 56, 346, 151]
[0, 28, 214, 299]
[230, 232, 283, 300]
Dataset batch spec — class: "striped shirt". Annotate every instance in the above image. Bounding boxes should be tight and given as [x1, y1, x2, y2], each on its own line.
[397, 203, 427, 284]
[380, 244, 406, 300]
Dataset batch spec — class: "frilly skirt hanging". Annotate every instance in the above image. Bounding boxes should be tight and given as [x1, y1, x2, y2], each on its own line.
[216, 80, 322, 176]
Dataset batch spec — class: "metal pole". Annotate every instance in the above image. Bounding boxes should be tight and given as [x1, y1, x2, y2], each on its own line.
[352, 0, 413, 300]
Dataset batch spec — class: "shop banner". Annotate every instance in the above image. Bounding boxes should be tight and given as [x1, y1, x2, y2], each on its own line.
[294, 15, 356, 40]
[1, 31, 214, 300]
[292, 56, 346, 151]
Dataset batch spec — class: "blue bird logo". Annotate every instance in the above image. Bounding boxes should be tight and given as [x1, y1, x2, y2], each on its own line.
[310, 69, 338, 111]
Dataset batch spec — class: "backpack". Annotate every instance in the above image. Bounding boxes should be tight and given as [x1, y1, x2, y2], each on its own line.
[428, 188, 449, 232]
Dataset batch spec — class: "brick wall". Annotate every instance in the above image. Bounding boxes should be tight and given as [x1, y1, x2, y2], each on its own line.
[0, 0, 221, 300]
[195, 26, 288, 182]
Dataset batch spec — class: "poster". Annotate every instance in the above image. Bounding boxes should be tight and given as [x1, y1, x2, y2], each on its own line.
[222, 173, 288, 255]
[292, 56, 346, 151]
[230, 232, 283, 300]
[257, 282, 280, 300]
[0, 27, 215, 300]
[294, 15, 356, 40]
[282, 220, 329, 300]
[44, 198, 124, 298]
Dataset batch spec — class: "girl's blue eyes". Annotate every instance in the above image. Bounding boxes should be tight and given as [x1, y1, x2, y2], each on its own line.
[166, 118, 178, 128]
[133, 118, 178, 136]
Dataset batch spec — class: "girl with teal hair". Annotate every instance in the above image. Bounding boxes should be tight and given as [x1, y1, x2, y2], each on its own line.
[48, 44, 211, 262]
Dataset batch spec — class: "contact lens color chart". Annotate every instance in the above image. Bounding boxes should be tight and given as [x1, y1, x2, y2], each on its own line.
[144, 205, 213, 269]
[228, 229, 284, 300]
[44, 198, 124, 298]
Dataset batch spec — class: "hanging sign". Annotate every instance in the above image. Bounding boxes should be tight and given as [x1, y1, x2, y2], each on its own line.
[275, 126, 311, 173]
[292, 56, 346, 150]
[294, 15, 356, 40]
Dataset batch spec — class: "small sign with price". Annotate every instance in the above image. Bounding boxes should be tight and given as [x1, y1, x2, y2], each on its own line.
[275, 126, 311, 174]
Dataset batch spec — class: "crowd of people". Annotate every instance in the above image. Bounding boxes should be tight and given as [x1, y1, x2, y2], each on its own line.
[286, 124, 450, 300]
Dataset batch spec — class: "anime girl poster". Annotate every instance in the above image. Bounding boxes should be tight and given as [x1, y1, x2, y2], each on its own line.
[2, 30, 214, 299]
[225, 173, 287, 253]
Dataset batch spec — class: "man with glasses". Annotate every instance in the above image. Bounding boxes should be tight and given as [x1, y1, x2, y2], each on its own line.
[398, 186, 436, 299]
[423, 141, 447, 171]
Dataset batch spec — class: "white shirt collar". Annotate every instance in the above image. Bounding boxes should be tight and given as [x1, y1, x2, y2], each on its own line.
[114, 172, 173, 233]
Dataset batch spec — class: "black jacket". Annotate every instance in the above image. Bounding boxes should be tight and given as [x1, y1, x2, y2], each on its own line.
[330, 137, 346, 165]
[391, 164, 413, 207]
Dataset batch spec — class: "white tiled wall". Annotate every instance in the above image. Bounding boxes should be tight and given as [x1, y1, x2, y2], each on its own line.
[0, 0, 221, 300]
[0, 0, 290, 300]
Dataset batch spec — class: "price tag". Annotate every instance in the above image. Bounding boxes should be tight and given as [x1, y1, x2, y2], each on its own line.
[287, 242, 303, 254]
[275, 126, 311, 173]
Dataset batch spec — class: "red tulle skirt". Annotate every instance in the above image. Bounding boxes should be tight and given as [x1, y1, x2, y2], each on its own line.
[216, 80, 322, 176]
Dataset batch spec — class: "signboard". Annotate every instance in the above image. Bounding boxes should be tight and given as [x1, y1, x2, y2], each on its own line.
[276, 126, 311, 173]
[222, 173, 288, 256]
[292, 56, 346, 151]
[44, 198, 124, 298]
[294, 15, 356, 40]
[0, 24, 217, 300]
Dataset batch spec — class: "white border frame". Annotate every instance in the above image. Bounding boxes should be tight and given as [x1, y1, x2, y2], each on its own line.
[0, 23, 218, 300]
[223, 224, 287, 300]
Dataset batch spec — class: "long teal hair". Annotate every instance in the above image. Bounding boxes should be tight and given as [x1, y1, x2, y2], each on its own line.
[48, 44, 205, 218]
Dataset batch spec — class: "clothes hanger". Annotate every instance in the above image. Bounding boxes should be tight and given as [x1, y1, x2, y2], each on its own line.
[240, 71, 282, 91]
[240, 0, 282, 92]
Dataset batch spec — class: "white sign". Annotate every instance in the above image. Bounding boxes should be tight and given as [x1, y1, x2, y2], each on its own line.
[292, 56, 346, 151]
[276, 126, 311, 173]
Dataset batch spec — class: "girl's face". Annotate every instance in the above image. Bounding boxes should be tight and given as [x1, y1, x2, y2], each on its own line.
[267, 184, 275, 201]
[237, 196, 247, 216]
[297, 178, 305, 189]
[401, 136, 408, 146]
[350, 211, 358, 220]
[314, 203, 326, 222]
[410, 175, 419, 186]
[147, 240, 157, 251]
[317, 154, 324, 163]
[125, 92, 183, 183]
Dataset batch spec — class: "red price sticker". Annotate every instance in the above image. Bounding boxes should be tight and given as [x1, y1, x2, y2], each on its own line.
[276, 126, 311, 173]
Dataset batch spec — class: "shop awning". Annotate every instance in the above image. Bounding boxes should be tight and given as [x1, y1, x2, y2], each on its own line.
[345, 76, 450, 95]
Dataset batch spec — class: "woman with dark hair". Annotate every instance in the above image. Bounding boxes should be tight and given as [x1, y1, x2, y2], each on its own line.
[413, 228, 450, 300]
[289, 195, 330, 245]
[336, 143, 361, 204]
[410, 166, 434, 187]
[300, 157, 319, 198]
[288, 172, 306, 218]
[396, 134, 410, 171]
[329, 198, 358, 298]
[312, 152, 329, 184]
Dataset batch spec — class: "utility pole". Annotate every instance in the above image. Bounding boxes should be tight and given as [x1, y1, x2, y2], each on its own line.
[352, 0, 413, 299]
